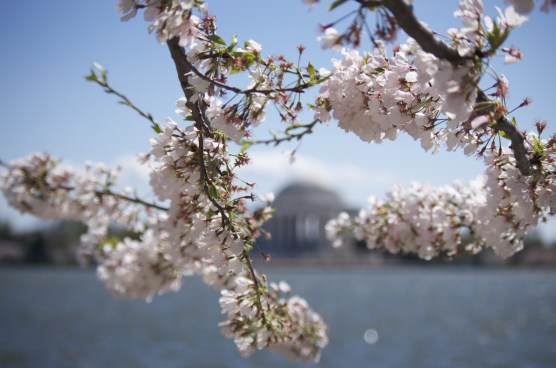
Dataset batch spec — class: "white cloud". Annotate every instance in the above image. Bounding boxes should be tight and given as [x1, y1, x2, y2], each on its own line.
[112, 154, 152, 196]
[238, 149, 396, 207]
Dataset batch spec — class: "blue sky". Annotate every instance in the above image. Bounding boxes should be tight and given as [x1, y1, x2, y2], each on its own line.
[1, 0, 555, 239]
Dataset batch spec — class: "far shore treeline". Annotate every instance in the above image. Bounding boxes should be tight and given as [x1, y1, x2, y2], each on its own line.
[1, 220, 555, 267]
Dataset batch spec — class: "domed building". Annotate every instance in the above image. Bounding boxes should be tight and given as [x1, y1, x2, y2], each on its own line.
[258, 181, 346, 256]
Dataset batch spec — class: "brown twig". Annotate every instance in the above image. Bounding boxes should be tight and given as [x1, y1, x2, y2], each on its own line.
[183, 56, 313, 95]
[101, 189, 169, 212]
[244, 120, 320, 146]
[477, 90, 531, 174]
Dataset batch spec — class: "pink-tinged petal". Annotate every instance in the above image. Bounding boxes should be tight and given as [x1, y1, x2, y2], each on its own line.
[470, 115, 490, 129]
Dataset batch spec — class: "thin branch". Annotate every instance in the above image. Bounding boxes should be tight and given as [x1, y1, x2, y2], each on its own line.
[91, 78, 161, 133]
[100, 188, 169, 212]
[183, 57, 313, 95]
[243, 249, 268, 325]
[58, 184, 168, 212]
[244, 120, 320, 146]
[477, 90, 531, 175]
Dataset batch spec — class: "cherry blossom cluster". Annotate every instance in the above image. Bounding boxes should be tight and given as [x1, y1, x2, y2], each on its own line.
[118, 0, 205, 47]
[314, 43, 481, 153]
[327, 137, 556, 260]
[0, 153, 146, 262]
[326, 178, 487, 260]
[219, 277, 328, 361]
[314, 0, 533, 156]
[0, 151, 180, 298]
[140, 121, 329, 359]
[479, 138, 556, 256]
[145, 121, 328, 361]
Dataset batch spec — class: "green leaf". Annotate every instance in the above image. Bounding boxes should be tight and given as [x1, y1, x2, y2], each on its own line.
[152, 123, 163, 134]
[101, 237, 119, 248]
[328, 0, 348, 11]
[511, 117, 518, 126]
[84, 68, 98, 82]
[239, 140, 252, 153]
[307, 63, 315, 79]
[208, 184, 220, 200]
[532, 135, 545, 157]
[208, 34, 226, 46]
[499, 130, 510, 140]
[228, 34, 238, 50]
[486, 23, 510, 52]
[243, 51, 256, 65]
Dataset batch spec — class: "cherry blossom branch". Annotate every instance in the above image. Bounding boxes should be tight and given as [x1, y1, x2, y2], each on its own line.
[359, 0, 532, 175]
[167, 38, 232, 221]
[166, 36, 272, 324]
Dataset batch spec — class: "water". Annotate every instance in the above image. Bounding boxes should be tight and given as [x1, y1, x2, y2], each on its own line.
[1, 267, 555, 368]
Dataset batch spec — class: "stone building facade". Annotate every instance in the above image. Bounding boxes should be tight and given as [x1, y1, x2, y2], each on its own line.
[258, 181, 346, 256]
